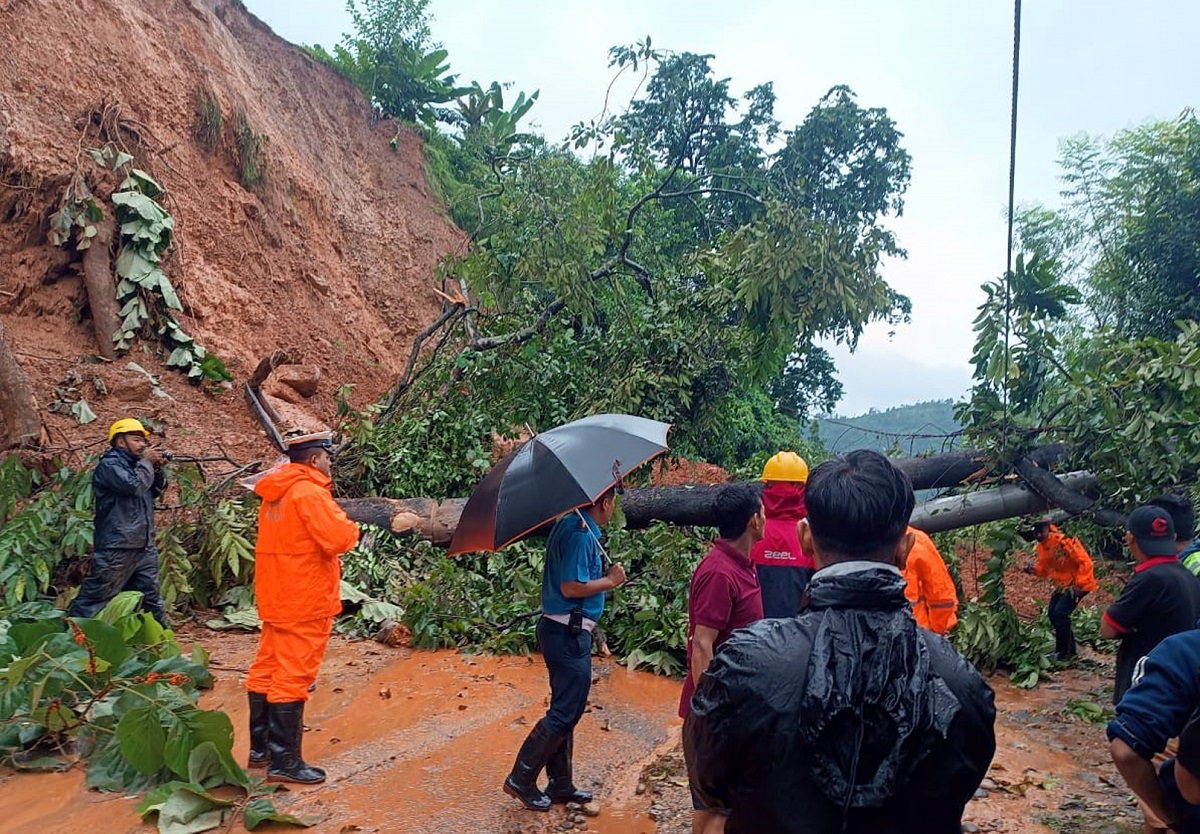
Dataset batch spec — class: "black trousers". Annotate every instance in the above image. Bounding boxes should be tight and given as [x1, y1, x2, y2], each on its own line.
[537, 616, 593, 736]
[67, 547, 169, 627]
[1048, 589, 1082, 659]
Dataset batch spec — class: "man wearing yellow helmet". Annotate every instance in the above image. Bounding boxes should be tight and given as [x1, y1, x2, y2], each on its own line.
[67, 418, 170, 627]
[749, 451, 815, 618]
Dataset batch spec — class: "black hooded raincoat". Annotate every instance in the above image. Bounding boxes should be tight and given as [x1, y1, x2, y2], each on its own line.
[684, 561, 995, 834]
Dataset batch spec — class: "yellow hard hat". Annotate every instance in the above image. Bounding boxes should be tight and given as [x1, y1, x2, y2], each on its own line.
[108, 418, 149, 443]
[761, 451, 809, 483]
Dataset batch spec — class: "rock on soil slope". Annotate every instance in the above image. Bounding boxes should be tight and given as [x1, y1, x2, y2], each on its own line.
[0, 0, 464, 460]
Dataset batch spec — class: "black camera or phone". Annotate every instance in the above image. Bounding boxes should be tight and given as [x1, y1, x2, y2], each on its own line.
[568, 607, 584, 636]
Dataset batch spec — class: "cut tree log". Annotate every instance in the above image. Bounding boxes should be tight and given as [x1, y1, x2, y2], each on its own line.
[335, 470, 1103, 546]
[339, 496, 466, 542]
[81, 214, 119, 360]
[0, 319, 44, 449]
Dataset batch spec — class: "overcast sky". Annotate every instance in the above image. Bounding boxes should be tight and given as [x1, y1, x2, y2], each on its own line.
[245, 0, 1200, 415]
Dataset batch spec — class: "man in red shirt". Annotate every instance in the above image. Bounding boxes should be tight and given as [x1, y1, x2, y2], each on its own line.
[681, 482, 766, 834]
[750, 451, 814, 618]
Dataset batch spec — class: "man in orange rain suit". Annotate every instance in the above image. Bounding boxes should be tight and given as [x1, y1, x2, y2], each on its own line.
[902, 527, 959, 634]
[246, 432, 359, 784]
[1024, 520, 1097, 661]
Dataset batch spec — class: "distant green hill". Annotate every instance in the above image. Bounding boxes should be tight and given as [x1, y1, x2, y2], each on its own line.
[815, 399, 962, 456]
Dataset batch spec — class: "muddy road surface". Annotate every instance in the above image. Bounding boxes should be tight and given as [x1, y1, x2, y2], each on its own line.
[0, 633, 1146, 833]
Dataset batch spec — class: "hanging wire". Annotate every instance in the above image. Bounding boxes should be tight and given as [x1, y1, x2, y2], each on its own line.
[1002, 0, 1023, 450]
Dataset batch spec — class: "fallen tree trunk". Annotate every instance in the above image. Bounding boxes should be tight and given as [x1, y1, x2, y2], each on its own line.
[895, 442, 1071, 490]
[339, 496, 466, 542]
[336, 469, 1102, 546]
[0, 320, 44, 449]
[908, 471, 1099, 533]
[81, 215, 119, 360]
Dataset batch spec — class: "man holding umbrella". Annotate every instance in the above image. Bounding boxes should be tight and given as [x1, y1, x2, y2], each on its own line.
[503, 487, 628, 810]
[447, 414, 670, 811]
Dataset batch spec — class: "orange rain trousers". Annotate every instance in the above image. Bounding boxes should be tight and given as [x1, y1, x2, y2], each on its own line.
[246, 616, 334, 703]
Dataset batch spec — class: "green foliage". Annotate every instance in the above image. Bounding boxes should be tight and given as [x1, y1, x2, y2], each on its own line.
[386, 520, 703, 675]
[1018, 112, 1200, 339]
[47, 172, 104, 249]
[335, 385, 495, 499]
[0, 457, 93, 607]
[403, 51, 912, 470]
[193, 87, 223, 152]
[603, 522, 707, 675]
[305, 0, 469, 127]
[233, 108, 268, 188]
[53, 144, 227, 384]
[456, 81, 539, 154]
[1064, 698, 1114, 725]
[0, 455, 254, 617]
[157, 465, 257, 612]
[961, 233, 1200, 504]
[0, 594, 315, 832]
[47, 368, 104, 425]
[948, 523, 1056, 688]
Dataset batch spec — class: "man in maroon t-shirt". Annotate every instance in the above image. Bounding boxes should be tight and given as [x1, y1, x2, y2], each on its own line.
[681, 482, 766, 834]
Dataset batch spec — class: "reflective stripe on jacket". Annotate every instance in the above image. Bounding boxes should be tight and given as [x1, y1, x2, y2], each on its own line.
[253, 462, 360, 622]
[902, 528, 959, 634]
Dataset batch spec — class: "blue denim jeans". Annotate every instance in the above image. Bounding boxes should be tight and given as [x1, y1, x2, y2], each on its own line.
[537, 616, 593, 735]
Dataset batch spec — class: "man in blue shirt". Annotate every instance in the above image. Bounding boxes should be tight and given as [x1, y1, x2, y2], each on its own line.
[1109, 628, 1200, 833]
[503, 487, 628, 812]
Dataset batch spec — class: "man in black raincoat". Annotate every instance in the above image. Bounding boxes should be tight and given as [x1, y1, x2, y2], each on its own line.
[67, 417, 170, 628]
[684, 449, 995, 834]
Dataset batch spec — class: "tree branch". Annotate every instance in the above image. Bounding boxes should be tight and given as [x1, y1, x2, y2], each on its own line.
[468, 298, 566, 351]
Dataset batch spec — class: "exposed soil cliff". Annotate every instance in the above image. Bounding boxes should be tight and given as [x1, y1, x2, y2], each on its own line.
[0, 0, 465, 461]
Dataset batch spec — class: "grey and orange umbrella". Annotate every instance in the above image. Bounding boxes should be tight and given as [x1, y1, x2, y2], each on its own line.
[448, 413, 670, 555]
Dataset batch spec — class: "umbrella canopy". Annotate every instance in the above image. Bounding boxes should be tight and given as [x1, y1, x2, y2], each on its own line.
[448, 414, 670, 555]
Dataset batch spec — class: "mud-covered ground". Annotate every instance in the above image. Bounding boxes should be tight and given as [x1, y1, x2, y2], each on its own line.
[0, 630, 1145, 834]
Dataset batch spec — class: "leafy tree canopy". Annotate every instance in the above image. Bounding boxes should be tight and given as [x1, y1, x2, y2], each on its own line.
[1016, 111, 1200, 340]
[336, 34, 915, 497]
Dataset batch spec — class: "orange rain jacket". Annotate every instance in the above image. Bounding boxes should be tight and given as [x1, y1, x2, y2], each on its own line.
[253, 462, 360, 623]
[1031, 524, 1097, 593]
[902, 527, 959, 634]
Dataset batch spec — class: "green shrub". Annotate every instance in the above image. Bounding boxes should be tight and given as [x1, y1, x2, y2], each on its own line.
[233, 108, 267, 189]
[194, 87, 223, 152]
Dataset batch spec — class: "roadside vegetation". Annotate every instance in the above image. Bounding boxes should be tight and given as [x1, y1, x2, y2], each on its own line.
[3, 1, 1200, 827]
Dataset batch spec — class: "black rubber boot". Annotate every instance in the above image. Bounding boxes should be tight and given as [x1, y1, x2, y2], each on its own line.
[267, 701, 326, 784]
[247, 692, 269, 768]
[503, 721, 559, 811]
[546, 731, 592, 804]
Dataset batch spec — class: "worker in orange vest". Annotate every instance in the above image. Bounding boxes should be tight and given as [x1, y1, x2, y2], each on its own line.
[246, 432, 360, 784]
[902, 527, 959, 634]
[1025, 520, 1097, 661]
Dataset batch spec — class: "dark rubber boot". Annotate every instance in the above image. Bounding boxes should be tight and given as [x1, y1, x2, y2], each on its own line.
[503, 721, 559, 811]
[546, 731, 592, 804]
[267, 701, 326, 784]
[247, 692, 269, 769]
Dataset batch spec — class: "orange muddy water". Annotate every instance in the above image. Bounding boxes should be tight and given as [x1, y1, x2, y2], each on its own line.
[0, 631, 677, 834]
[0, 632, 1141, 834]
